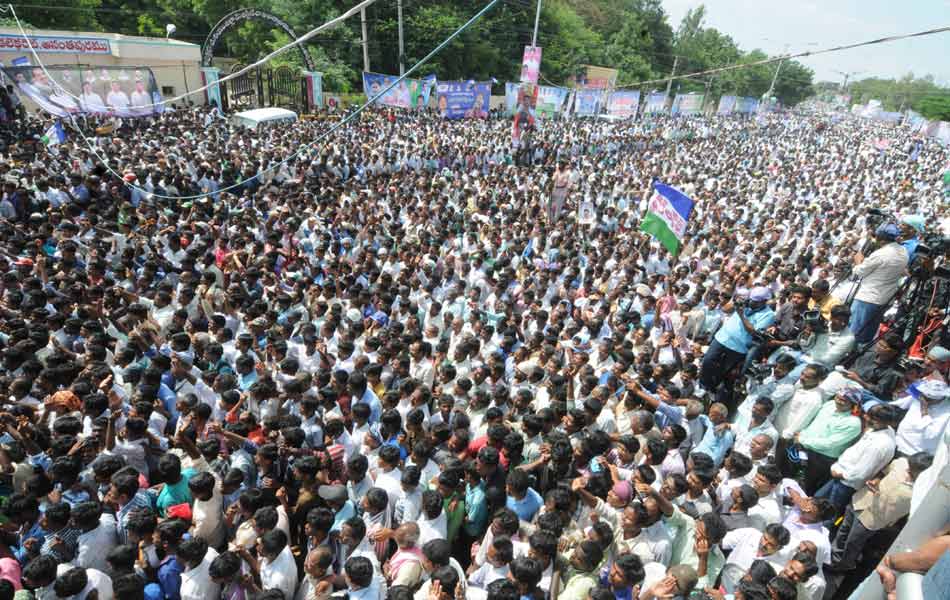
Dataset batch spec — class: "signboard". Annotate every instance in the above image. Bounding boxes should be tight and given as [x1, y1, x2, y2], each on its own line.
[672, 93, 704, 115]
[736, 97, 759, 114]
[576, 65, 618, 90]
[505, 82, 568, 118]
[606, 91, 640, 117]
[435, 80, 491, 119]
[644, 92, 667, 114]
[362, 72, 435, 110]
[3, 64, 164, 118]
[717, 95, 737, 115]
[574, 89, 603, 115]
[520, 46, 541, 84]
[0, 34, 111, 55]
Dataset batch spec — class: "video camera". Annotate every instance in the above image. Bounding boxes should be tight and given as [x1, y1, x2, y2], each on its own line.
[802, 309, 827, 333]
[916, 233, 950, 259]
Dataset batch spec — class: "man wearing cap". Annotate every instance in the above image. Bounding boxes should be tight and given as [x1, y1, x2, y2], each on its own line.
[849, 223, 908, 344]
[700, 286, 775, 412]
[899, 214, 925, 264]
[892, 379, 950, 456]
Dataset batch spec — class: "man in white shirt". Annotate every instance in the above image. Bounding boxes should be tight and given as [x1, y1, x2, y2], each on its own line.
[816, 403, 898, 513]
[178, 537, 220, 600]
[719, 524, 791, 593]
[73, 503, 119, 574]
[849, 224, 908, 344]
[188, 471, 226, 549]
[893, 379, 950, 456]
[256, 529, 298, 600]
[773, 365, 824, 441]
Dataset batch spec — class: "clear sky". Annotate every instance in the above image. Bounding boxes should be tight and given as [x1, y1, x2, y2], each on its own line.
[661, 0, 950, 85]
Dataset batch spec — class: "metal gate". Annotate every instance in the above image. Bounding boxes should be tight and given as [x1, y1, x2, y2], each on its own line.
[221, 64, 306, 112]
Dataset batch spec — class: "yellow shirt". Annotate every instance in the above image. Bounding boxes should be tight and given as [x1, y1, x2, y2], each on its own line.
[809, 294, 842, 322]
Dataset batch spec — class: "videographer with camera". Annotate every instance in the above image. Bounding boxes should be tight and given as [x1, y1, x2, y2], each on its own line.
[849, 223, 909, 344]
[741, 285, 810, 375]
[800, 304, 855, 369]
[699, 287, 776, 412]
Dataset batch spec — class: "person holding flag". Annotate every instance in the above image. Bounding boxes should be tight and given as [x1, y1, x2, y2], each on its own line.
[40, 120, 66, 147]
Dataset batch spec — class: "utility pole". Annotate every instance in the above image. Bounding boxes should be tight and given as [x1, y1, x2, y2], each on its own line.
[397, 0, 405, 75]
[765, 58, 782, 100]
[765, 43, 790, 105]
[360, 8, 370, 73]
[665, 55, 678, 98]
[531, 0, 542, 47]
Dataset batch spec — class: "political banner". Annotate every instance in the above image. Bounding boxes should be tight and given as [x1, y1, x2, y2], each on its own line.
[511, 83, 537, 148]
[717, 95, 737, 115]
[672, 93, 704, 115]
[575, 65, 618, 90]
[644, 93, 667, 114]
[362, 72, 436, 110]
[506, 82, 568, 118]
[574, 89, 603, 116]
[906, 110, 928, 132]
[875, 111, 902, 124]
[520, 46, 541, 84]
[606, 91, 640, 118]
[935, 122, 950, 146]
[736, 97, 759, 114]
[436, 80, 491, 119]
[3, 64, 164, 118]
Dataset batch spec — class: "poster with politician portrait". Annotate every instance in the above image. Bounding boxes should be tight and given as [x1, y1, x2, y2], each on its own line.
[2, 64, 165, 118]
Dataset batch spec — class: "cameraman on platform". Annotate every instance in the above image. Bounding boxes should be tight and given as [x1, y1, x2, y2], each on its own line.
[849, 224, 908, 344]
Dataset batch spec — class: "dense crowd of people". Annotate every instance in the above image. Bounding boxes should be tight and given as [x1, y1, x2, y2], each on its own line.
[0, 97, 944, 600]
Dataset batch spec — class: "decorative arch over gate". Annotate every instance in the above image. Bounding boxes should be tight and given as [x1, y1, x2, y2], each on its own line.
[201, 8, 317, 72]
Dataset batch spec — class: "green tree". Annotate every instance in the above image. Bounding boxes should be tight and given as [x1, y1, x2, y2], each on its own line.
[916, 96, 950, 121]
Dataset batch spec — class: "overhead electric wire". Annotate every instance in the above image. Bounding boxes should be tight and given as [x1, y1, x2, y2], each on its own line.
[18, 0, 502, 202]
[6, 0, 380, 110]
[615, 24, 950, 89]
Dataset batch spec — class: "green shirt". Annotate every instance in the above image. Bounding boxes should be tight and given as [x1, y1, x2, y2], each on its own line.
[558, 570, 598, 600]
[797, 402, 862, 458]
[443, 491, 464, 544]
[156, 468, 197, 517]
[665, 506, 725, 589]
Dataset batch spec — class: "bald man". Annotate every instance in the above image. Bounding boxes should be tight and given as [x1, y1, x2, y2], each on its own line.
[384, 523, 424, 588]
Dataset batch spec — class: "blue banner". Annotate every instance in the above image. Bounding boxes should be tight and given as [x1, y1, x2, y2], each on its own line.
[436, 80, 491, 119]
[574, 89, 603, 115]
[644, 92, 667, 114]
[606, 91, 640, 117]
[362, 72, 436, 109]
[717, 95, 736, 115]
[736, 97, 759, 114]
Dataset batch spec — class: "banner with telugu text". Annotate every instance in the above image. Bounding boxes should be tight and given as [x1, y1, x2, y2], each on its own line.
[362, 72, 436, 110]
